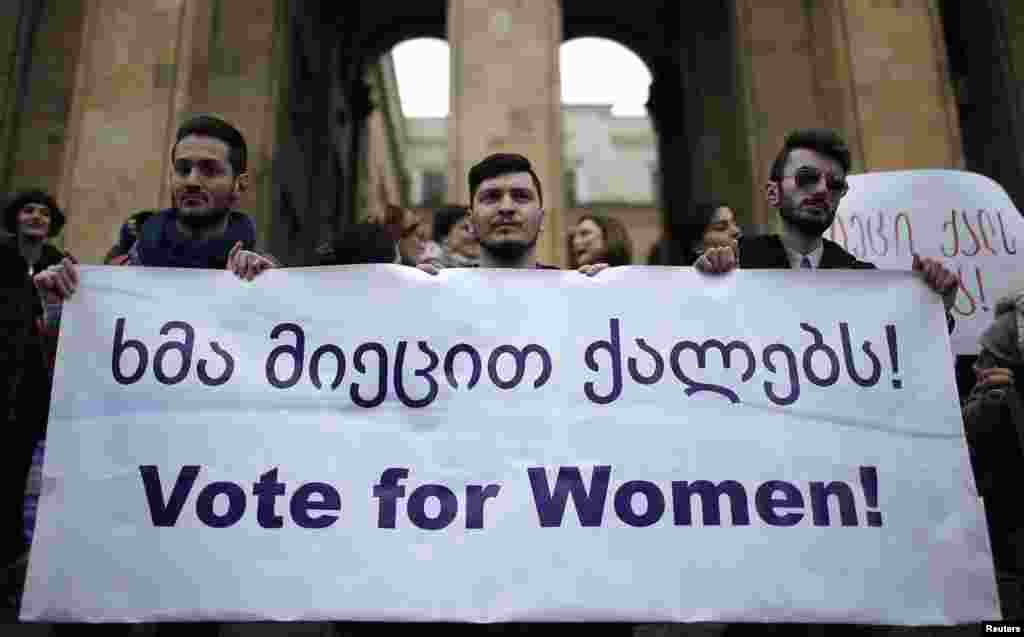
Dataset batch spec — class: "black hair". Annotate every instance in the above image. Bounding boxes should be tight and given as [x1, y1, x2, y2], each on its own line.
[468, 153, 543, 206]
[768, 129, 851, 182]
[670, 201, 730, 266]
[321, 222, 397, 265]
[173, 114, 247, 175]
[431, 204, 471, 243]
[3, 189, 65, 237]
[567, 213, 634, 268]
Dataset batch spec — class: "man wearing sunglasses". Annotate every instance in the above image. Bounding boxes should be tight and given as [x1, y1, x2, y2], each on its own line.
[699, 128, 959, 317]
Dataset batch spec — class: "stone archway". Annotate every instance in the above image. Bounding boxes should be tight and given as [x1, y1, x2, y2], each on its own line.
[1, 0, 1005, 267]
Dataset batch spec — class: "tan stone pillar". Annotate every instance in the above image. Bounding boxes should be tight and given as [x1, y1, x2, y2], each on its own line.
[55, 0, 191, 261]
[448, 0, 564, 266]
[734, 0, 962, 233]
[56, 0, 281, 263]
[830, 0, 962, 171]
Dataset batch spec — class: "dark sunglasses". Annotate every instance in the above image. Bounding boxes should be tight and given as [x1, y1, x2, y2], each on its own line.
[784, 167, 848, 196]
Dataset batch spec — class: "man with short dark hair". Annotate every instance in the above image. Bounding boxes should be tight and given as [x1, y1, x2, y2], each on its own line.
[744, 128, 872, 270]
[699, 128, 958, 316]
[466, 153, 552, 269]
[418, 153, 556, 272]
[35, 114, 275, 307]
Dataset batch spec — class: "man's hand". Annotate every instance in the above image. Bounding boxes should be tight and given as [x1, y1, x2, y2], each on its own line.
[912, 254, 958, 311]
[227, 241, 275, 281]
[577, 263, 608, 277]
[694, 246, 737, 274]
[975, 366, 1014, 392]
[33, 257, 78, 303]
[416, 263, 440, 276]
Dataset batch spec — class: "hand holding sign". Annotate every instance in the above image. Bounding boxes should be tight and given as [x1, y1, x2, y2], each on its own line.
[912, 254, 959, 311]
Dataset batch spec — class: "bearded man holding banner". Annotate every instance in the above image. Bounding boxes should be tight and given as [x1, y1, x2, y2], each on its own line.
[27, 114, 272, 635]
[33, 115, 275, 315]
[697, 129, 960, 329]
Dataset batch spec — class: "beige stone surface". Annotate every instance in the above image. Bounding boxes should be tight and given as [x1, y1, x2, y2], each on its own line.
[841, 0, 962, 171]
[735, 0, 827, 231]
[3, 1, 86, 233]
[38, 0, 283, 262]
[57, 0, 188, 261]
[448, 0, 564, 265]
[735, 0, 961, 233]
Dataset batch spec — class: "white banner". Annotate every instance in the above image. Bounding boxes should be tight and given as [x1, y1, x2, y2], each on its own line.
[833, 169, 1024, 356]
[22, 265, 997, 624]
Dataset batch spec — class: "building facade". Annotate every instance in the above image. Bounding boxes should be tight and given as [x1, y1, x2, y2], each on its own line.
[2, 0, 1022, 267]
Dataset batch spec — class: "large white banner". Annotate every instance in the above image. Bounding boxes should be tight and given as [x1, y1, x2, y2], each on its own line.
[23, 265, 997, 624]
[833, 169, 1024, 356]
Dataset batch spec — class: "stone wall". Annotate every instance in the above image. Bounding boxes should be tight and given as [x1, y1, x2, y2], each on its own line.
[735, 0, 962, 233]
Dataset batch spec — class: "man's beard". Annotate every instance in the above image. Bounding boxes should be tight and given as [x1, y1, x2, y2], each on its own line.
[480, 236, 538, 265]
[779, 198, 835, 236]
[175, 206, 231, 231]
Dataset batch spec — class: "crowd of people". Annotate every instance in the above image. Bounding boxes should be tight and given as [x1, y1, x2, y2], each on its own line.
[2, 113, 1022, 631]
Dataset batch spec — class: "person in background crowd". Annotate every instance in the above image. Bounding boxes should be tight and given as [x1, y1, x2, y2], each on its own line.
[2, 189, 68, 276]
[647, 201, 741, 266]
[0, 209, 57, 618]
[0, 195, 61, 616]
[422, 204, 480, 269]
[962, 290, 1024, 621]
[567, 213, 633, 268]
[103, 209, 155, 265]
[34, 115, 275, 316]
[377, 203, 426, 266]
[321, 221, 401, 266]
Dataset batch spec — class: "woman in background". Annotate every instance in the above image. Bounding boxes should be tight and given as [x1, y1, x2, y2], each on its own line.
[962, 291, 1024, 620]
[567, 213, 633, 268]
[3, 189, 67, 276]
[648, 201, 741, 265]
[0, 189, 68, 614]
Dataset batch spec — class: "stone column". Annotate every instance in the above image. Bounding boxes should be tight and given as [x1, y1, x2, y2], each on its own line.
[51, 0, 281, 263]
[448, 0, 564, 266]
[1, 1, 86, 227]
[53, 0, 193, 261]
[734, 0, 962, 233]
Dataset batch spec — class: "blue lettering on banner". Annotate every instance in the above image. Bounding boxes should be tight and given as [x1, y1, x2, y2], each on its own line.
[581, 318, 904, 406]
[113, 317, 907, 410]
[372, 468, 501, 530]
[139, 465, 340, 529]
[138, 465, 883, 531]
[527, 466, 884, 529]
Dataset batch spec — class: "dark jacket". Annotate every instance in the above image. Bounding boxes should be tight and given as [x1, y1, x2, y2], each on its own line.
[738, 234, 955, 332]
[739, 234, 877, 270]
[32, 243, 65, 273]
[963, 383, 1024, 575]
[129, 209, 257, 269]
[0, 241, 48, 564]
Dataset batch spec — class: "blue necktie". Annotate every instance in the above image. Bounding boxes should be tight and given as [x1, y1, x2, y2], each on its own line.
[800, 256, 812, 269]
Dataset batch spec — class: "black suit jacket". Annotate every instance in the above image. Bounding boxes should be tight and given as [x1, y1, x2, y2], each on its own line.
[738, 234, 876, 270]
[738, 234, 955, 332]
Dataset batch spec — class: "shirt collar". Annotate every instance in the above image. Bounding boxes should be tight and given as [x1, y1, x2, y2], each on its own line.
[785, 240, 824, 269]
